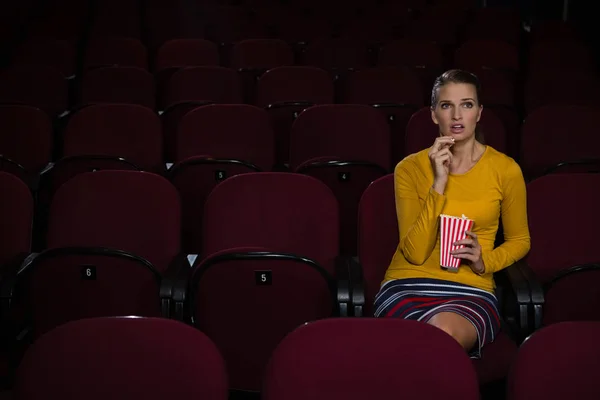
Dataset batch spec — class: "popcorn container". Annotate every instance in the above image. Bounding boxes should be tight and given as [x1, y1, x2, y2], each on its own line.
[439, 214, 474, 272]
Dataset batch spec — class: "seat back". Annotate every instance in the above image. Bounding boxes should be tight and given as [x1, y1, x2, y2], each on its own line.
[84, 37, 148, 71]
[0, 105, 53, 176]
[289, 104, 390, 170]
[163, 66, 243, 110]
[526, 173, 600, 325]
[81, 66, 156, 109]
[520, 105, 600, 179]
[357, 174, 397, 316]
[191, 249, 335, 392]
[47, 170, 180, 270]
[202, 172, 339, 270]
[508, 321, 600, 400]
[0, 172, 33, 266]
[15, 317, 228, 400]
[263, 318, 480, 400]
[63, 104, 163, 172]
[174, 104, 274, 168]
[0, 65, 68, 117]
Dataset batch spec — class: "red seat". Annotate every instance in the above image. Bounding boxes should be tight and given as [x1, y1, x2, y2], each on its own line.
[508, 321, 600, 400]
[263, 318, 480, 400]
[81, 66, 156, 109]
[190, 172, 340, 392]
[14, 317, 228, 400]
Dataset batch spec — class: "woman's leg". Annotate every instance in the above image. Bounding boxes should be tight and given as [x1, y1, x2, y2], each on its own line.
[427, 312, 478, 352]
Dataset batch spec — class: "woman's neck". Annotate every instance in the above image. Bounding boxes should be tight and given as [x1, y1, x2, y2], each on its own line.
[450, 139, 484, 171]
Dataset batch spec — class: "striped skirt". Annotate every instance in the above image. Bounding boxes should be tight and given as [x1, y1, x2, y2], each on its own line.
[373, 278, 501, 359]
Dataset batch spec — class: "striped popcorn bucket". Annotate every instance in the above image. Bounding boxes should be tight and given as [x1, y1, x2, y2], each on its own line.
[439, 214, 474, 272]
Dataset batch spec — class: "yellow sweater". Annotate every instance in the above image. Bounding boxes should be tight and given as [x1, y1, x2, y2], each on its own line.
[383, 146, 531, 293]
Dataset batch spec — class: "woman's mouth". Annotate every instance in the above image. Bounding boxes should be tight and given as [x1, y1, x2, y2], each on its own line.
[450, 124, 465, 134]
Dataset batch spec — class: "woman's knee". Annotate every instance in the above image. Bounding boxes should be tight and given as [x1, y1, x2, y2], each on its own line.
[427, 312, 478, 351]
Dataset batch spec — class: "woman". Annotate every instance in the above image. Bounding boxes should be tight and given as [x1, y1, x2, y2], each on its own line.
[373, 69, 531, 358]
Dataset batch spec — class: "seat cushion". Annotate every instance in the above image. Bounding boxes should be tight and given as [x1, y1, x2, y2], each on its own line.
[472, 331, 517, 384]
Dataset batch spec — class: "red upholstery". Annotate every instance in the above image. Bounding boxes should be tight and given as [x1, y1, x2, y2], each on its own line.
[263, 318, 480, 400]
[508, 321, 600, 400]
[15, 317, 228, 400]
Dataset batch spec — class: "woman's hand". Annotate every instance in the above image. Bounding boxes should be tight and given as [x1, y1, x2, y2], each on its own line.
[428, 136, 455, 194]
[451, 231, 486, 275]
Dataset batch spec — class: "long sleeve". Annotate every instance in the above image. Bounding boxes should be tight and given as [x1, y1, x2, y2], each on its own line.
[481, 161, 531, 274]
[395, 162, 446, 265]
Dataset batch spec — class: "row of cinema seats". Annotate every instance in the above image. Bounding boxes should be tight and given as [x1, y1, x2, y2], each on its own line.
[5, 317, 600, 399]
[9, 34, 597, 108]
[2, 55, 598, 158]
[1, 168, 599, 391]
[1, 101, 599, 256]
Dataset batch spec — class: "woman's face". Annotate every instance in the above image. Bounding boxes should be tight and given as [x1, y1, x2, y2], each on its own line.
[431, 82, 482, 142]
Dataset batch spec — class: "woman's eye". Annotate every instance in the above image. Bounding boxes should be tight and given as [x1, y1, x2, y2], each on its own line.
[462, 102, 473, 108]
[441, 103, 450, 109]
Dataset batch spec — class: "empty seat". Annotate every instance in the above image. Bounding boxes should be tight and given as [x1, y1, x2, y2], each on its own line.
[263, 318, 480, 400]
[189, 172, 341, 392]
[162, 66, 242, 110]
[290, 104, 391, 255]
[0, 105, 53, 183]
[11, 37, 77, 78]
[81, 66, 156, 109]
[84, 37, 148, 71]
[528, 40, 595, 74]
[205, 5, 269, 44]
[62, 104, 163, 171]
[356, 174, 520, 384]
[5, 171, 182, 338]
[303, 38, 371, 73]
[454, 39, 519, 75]
[231, 39, 295, 103]
[37, 103, 162, 211]
[154, 39, 219, 98]
[405, 106, 507, 157]
[377, 39, 445, 101]
[520, 105, 600, 179]
[342, 66, 424, 163]
[0, 172, 33, 269]
[525, 174, 600, 326]
[508, 321, 600, 400]
[90, 0, 142, 39]
[168, 104, 275, 253]
[231, 39, 294, 71]
[524, 71, 600, 115]
[155, 39, 220, 71]
[15, 317, 228, 400]
[255, 66, 334, 166]
[463, 7, 522, 45]
[0, 66, 68, 118]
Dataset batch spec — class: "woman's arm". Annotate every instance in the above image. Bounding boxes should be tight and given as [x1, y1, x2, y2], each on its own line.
[395, 161, 446, 265]
[481, 161, 531, 274]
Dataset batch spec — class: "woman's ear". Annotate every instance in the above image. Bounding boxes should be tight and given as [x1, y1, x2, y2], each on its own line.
[430, 107, 439, 125]
[476, 104, 483, 123]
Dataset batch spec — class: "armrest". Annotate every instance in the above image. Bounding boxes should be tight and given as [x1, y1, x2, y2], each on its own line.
[334, 256, 365, 317]
[161, 253, 193, 320]
[515, 260, 545, 330]
[0, 253, 37, 341]
[349, 257, 365, 317]
[495, 262, 531, 341]
[334, 256, 351, 317]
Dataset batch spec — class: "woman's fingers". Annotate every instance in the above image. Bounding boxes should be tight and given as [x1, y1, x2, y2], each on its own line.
[465, 230, 478, 239]
[430, 136, 455, 153]
[453, 238, 474, 246]
[452, 253, 478, 263]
